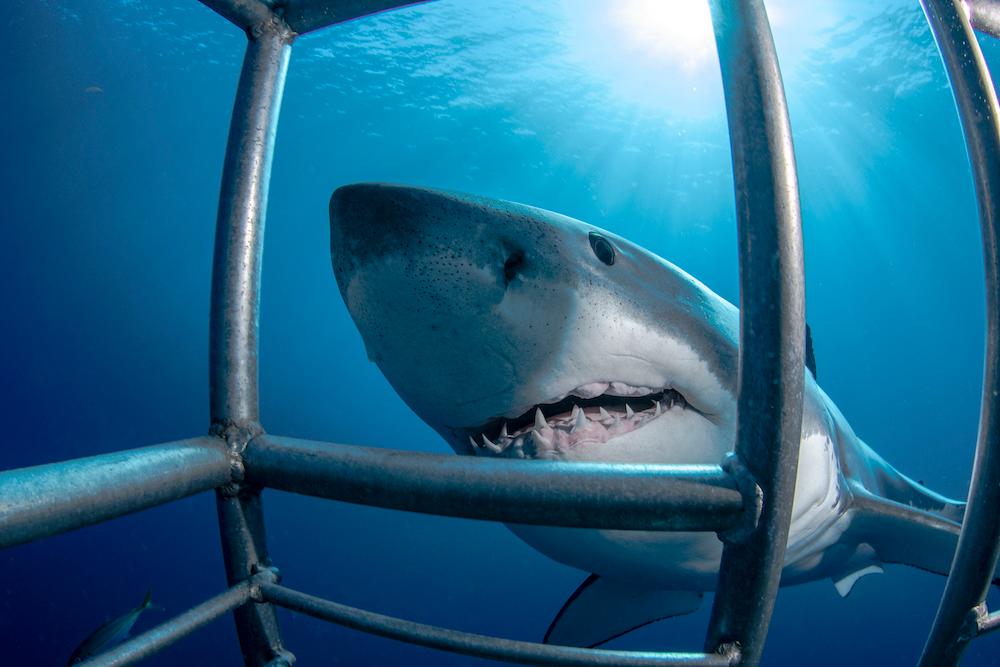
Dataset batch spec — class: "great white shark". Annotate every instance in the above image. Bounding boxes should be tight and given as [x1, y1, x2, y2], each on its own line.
[328, 183, 979, 648]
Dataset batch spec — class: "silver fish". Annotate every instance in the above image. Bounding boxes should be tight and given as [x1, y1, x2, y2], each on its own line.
[68, 590, 155, 664]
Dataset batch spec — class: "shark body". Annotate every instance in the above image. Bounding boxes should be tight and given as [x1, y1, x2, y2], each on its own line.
[328, 183, 972, 647]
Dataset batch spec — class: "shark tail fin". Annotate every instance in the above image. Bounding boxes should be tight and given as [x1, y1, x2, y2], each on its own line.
[543, 575, 702, 648]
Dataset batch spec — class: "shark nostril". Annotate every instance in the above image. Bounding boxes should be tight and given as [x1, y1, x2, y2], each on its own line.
[503, 249, 525, 286]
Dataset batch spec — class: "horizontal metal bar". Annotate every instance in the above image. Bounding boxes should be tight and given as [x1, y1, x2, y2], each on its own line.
[78, 578, 255, 667]
[243, 435, 744, 531]
[282, 0, 434, 35]
[977, 607, 1000, 636]
[969, 0, 1000, 38]
[0, 437, 231, 549]
[197, 0, 275, 33]
[260, 583, 734, 666]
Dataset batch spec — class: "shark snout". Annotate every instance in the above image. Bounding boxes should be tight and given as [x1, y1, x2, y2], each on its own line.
[329, 183, 428, 287]
[328, 183, 547, 433]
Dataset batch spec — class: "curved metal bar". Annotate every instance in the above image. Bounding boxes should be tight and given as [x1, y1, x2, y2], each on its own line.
[78, 580, 255, 667]
[209, 23, 291, 434]
[209, 22, 295, 667]
[260, 583, 737, 667]
[917, 1, 1000, 665]
[243, 434, 744, 531]
[0, 437, 229, 549]
[704, 0, 806, 664]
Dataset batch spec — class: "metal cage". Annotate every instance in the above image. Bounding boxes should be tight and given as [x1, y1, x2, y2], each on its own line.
[3, 0, 1000, 665]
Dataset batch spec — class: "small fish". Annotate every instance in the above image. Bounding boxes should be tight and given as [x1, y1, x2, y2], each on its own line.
[83, 85, 103, 95]
[67, 590, 156, 665]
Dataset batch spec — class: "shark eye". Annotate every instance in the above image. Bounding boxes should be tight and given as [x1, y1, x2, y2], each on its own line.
[589, 232, 616, 266]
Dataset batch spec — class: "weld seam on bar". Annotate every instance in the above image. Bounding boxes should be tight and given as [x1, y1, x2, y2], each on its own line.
[0, 437, 230, 549]
[77, 579, 255, 667]
[197, 0, 277, 35]
[259, 583, 734, 666]
[243, 434, 744, 531]
[977, 606, 1000, 636]
[704, 0, 806, 664]
[918, 0, 1000, 665]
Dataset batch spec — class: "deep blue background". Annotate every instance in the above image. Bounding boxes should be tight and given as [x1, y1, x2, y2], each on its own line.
[3, 0, 1000, 664]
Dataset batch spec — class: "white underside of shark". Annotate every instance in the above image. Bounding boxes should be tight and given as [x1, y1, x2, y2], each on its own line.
[328, 183, 976, 648]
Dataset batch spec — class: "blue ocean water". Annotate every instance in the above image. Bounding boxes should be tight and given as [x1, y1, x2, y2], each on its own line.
[3, 0, 1000, 664]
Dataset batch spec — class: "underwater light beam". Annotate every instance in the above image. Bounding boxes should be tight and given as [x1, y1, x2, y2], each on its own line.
[611, 0, 716, 70]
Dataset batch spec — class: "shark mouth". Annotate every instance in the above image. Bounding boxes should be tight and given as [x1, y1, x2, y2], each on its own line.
[461, 381, 692, 458]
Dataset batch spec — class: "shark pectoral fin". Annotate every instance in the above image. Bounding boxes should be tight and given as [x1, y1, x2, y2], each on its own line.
[832, 564, 883, 597]
[543, 574, 702, 648]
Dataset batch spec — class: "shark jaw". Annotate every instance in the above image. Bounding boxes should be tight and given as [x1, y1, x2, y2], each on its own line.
[459, 380, 701, 459]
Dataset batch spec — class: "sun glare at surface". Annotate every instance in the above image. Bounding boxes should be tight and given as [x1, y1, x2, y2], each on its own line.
[610, 0, 715, 71]
[557, 0, 722, 116]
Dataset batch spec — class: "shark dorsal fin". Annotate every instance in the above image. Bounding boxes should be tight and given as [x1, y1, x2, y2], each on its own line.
[805, 323, 817, 379]
[543, 575, 702, 648]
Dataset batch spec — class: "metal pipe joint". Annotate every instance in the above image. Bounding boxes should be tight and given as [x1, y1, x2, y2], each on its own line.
[716, 453, 763, 544]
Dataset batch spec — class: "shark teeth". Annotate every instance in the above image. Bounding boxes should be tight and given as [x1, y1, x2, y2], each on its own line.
[535, 407, 547, 430]
[466, 385, 691, 458]
[482, 434, 503, 453]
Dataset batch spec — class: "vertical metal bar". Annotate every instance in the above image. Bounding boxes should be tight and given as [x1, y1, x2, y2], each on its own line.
[704, 1, 806, 664]
[209, 22, 289, 430]
[217, 491, 292, 666]
[209, 16, 295, 667]
[917, 1, 1000, 665]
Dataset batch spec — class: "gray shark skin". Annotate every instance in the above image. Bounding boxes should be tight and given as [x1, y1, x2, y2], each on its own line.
[329, 183, 970, 647]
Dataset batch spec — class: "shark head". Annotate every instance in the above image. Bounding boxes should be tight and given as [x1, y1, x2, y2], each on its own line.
[330, 183, 740, 465]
